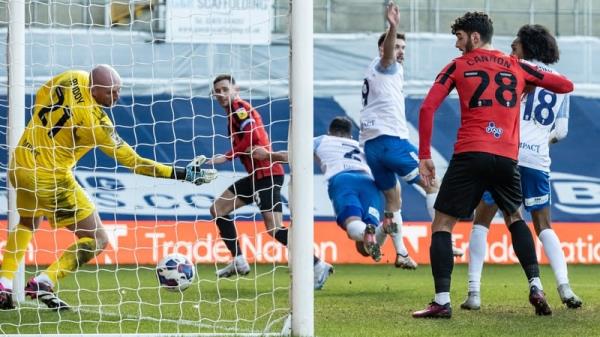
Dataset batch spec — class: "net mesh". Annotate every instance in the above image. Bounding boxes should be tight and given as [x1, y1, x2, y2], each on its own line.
[0, 1, 290, 335]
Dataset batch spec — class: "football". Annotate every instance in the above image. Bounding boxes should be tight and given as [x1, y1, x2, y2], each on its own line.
[156, 254, 196, 292]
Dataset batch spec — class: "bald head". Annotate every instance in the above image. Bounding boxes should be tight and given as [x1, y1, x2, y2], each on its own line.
[90, 64, 122, 107]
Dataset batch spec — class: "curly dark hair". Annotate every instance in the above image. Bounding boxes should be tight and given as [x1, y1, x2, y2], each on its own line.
[516, 24, 559, 64]
[451, 12, 494, 44]
[377, 32, 406, 48]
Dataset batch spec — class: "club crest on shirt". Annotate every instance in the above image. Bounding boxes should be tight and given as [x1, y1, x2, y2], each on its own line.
[486, 122, 503, 139]
[235, 107, 249, 120]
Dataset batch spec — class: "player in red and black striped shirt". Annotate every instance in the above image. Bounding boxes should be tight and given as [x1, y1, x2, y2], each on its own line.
[412, 12, 574, 318]
[207, 75, 332, 288]
[207, 74, 285, 278]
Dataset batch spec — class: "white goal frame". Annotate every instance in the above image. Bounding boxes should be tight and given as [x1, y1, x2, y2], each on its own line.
[5, 0, 314, 336]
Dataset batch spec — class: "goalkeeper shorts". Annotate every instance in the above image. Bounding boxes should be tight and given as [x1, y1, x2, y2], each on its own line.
[8, 167, 96, 228]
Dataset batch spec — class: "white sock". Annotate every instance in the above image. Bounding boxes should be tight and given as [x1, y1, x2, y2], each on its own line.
[345, 220, 366, 242]
[467, 225, 489, 292]
[529, 277, 543, 290]
[434, 292, 450, 305]
[375, 225, 387, 246]
[390, 211, 408, 256]
[34, 273, 54, 288]
[539, 229, 569, 285]
[426, 192, 438, 220]
[0, 277, 12, 290]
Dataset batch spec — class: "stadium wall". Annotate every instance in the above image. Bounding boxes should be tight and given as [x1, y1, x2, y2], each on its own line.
[1, 94, 599, 264]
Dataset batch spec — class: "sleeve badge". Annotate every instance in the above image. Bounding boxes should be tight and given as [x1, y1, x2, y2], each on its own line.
[235, 107, 249, 120]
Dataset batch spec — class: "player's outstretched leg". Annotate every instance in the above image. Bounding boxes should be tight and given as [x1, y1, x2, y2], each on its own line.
[0, 222, 34, 310]
[383, 212, 417, 270]
[29, 235, 102, 311]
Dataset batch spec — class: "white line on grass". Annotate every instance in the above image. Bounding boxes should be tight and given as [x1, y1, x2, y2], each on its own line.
[19, 300, 282, 336]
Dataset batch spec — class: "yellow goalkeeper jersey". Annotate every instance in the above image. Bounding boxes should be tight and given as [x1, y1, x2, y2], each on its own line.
[13, 70, 173, 178]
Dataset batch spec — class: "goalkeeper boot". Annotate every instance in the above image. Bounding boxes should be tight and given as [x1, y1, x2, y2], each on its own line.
[558, 283, 583, 309]
[452, 239, 464, 257]
[460, 291, 481, 310]
[0, 284, 15, 310]
[363, 224, 382, 262]
[412, 301, 452, 319]
[528, 285, 552, 316]
[314, 260, 334, 290]
[395, 254, 417, 270]
[216, 255, 251, 278]
[25, 278, 70, 311]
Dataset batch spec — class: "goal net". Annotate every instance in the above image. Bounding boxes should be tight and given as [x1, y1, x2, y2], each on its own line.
[0, 0, 312, 335]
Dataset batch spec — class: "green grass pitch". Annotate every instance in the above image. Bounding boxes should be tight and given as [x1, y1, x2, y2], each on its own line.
[0, 264, 598, 336]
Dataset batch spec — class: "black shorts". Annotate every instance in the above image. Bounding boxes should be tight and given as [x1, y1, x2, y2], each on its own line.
[434, 152, 522, 219]
[227, 175, 284, 213]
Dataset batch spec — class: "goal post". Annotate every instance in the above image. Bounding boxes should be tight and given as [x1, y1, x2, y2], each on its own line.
[6, 0, 26, 304]
[3, 0, 313, 336]
[289, 0, 315, 336]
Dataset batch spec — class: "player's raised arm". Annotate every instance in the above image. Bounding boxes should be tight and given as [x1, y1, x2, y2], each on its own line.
[518, 60, 574, 94]
[380, 1, 400, 69]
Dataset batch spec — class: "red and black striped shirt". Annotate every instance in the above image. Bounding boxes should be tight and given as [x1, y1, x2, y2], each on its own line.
[226, 99, 284, 179]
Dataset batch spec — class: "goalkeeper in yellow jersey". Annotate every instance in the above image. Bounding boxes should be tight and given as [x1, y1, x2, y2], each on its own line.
[0, 65, 217, 311]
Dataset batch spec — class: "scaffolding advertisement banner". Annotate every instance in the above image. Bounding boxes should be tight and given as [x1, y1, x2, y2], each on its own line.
[166, 0, 273, 44]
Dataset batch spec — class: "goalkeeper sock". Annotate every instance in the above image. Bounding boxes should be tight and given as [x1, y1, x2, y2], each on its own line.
[216, 216, 242, 257]
[0, 224, 34, 286]
[509, 220, 540, 282]
[45, 237, 98, 285]
[274, 227, 289, 245]
[467, 224, 489, 292]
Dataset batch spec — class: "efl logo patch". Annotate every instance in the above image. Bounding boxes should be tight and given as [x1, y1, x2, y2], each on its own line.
[235, 107, 249, 120]
[486, 122, 503, 139]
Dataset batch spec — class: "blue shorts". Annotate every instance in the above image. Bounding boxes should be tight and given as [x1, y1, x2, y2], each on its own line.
[481, 166, 550, 212]
[327, 171, 384, 227]
[363, 135, 420, 191]
[520, 166, 551, 212]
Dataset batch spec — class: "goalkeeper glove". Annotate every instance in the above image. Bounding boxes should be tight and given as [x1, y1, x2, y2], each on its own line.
[185, 155, 218, 185]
